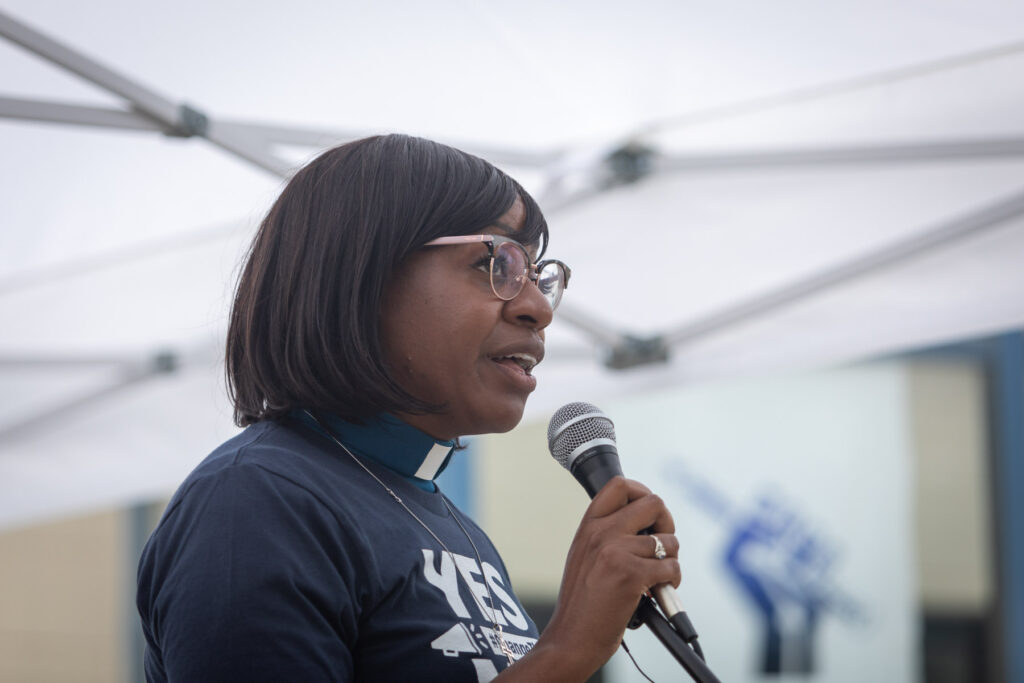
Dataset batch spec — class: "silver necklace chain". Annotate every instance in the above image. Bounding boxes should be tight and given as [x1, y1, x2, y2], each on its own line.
[304, 410, 517, 666]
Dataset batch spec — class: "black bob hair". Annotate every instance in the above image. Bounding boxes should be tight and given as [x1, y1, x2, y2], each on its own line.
[226, 134, 549, 426]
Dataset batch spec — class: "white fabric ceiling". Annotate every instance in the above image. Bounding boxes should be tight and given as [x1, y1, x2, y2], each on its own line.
[3, 0, 1024, 529]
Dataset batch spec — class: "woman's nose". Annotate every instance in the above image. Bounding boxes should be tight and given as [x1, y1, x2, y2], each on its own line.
[502, 277, 554, 330]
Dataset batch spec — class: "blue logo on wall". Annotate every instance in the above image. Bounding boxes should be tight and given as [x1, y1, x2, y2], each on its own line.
[663, 461, 867, 675]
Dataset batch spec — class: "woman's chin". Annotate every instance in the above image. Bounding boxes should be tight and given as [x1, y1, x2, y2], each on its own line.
[462, 398, 528, 437]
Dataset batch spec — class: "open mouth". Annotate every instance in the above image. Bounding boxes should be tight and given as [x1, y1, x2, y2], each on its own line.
[490, 353, 539, 376]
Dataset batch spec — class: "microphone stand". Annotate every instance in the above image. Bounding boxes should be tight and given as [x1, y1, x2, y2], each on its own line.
[630, 596, 722, 683]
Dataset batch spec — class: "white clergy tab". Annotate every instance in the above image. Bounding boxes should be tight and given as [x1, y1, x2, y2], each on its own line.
[414, 442, 452, 480]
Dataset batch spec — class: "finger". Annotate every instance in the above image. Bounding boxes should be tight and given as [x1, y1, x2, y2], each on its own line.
[628, 533, 680, 560]
[635, 557, 683, 591]
[585, 477, 652, 519]
[609, 492, 676, 535]
[588, 538, 682, 595]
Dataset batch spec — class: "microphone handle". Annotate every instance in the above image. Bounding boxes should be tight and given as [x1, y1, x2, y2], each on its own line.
[569, 445, 623, 497]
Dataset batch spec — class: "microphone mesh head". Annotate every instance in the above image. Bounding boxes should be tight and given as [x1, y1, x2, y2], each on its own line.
[547, 402, 617, 469]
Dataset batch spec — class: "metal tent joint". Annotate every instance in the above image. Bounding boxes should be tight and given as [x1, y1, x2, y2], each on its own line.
[604, 334, 670, 370]
[605, 142, 655, 185]
[150, 350, 179, 374]
[169, 103, 209, 138]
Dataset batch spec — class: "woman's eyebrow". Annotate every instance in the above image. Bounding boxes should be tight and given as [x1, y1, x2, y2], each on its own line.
[489, 222, 541, 258]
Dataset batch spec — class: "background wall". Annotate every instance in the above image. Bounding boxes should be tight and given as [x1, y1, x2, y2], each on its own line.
[909, 361, 993, 613]
[0, 509, 128, 683]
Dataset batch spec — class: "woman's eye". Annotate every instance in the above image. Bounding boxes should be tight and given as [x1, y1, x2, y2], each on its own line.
[472, 257, 491, 273]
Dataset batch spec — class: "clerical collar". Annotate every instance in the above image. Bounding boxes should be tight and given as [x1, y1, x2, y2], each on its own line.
[292, 410, 455, 491]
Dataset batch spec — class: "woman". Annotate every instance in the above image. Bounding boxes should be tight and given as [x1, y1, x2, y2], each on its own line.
[137, 134, 680, 682]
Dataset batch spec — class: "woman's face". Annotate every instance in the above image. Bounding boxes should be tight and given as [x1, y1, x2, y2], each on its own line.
[380, 199, 553, 440]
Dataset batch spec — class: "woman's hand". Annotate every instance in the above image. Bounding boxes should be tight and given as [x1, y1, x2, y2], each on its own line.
[498, 477, 680, 682]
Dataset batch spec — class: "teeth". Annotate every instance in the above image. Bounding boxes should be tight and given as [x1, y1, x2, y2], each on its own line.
[496, 353, 538, 372]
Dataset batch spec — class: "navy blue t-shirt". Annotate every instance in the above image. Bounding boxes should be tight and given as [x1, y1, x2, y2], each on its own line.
[136, 418, 539, 682]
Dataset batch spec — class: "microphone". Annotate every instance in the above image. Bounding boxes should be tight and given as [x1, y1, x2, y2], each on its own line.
[546, 401, 622, 497]
[547, 401, 709, 666]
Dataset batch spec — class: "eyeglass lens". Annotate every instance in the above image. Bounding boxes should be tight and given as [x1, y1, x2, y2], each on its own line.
[536, 262, 565, 310]
[491, 242, 528, 299]
[491, 241, 565, 309]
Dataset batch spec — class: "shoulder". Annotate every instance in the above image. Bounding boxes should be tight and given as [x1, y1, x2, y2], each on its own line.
[158, 420, 364, 526]
[140, 420, 389, 591]
[136, 421, 370, 682]
[137, 420, 385, 626]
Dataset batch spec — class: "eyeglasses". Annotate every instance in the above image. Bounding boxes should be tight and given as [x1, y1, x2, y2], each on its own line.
[423, 234, 571, 311]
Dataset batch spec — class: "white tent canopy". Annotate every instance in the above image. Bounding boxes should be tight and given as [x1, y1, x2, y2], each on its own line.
[3, 0, 1024, 529]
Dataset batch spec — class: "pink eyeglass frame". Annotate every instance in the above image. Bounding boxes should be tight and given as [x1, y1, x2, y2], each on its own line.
[422, 234, 571, 308]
